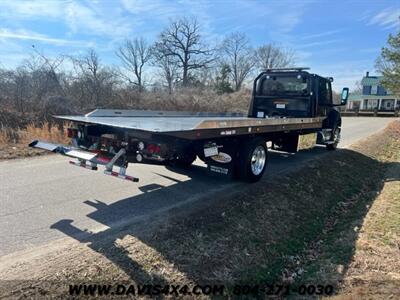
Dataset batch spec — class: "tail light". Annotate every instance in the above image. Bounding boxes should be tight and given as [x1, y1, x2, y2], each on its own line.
[67, 128, 78, 138]
[146, 144, 161, 154]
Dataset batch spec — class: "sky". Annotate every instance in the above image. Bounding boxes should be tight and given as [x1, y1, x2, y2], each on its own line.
[0, 0, 399, 90]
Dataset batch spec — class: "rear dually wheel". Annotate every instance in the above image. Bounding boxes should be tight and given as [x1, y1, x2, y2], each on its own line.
[237, 138, 268, 182]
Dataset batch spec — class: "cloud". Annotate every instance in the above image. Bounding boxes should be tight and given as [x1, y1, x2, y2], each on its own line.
[0, 28, 94, 47]
[121, 0, 217, 39]
[235, 0, 312, 37]
[299, 29, 343, 41]
[368, 7, 400, 29]
[296, 39, 341, 49]
[0, 0, 63, 19]
[64, 1, 134, 37]
[121, 0, 176, 15]
[0, 0, 134, 38]
[310, 60, 374, 91]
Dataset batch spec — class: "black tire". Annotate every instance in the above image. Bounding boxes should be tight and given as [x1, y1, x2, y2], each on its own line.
[326, 126, 341, 150]
[236, 138, 268, 183]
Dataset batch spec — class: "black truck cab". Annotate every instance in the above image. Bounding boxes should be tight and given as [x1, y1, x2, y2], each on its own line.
[248, 68, 347, 120]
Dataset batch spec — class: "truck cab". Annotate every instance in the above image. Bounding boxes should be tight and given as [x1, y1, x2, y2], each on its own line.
[248, 68, 347, 120]
[248, 68, 349, 152]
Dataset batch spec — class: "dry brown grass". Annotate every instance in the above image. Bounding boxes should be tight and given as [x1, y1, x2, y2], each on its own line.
[0, 127, 7, 144]
[0, 122, 70, 160]
[329, 121, 400, 299]
[122, 88, 251, 114]
[335, 172, 400, 299]
[21, 122, 70, 144]
[0, 122, 69, 145]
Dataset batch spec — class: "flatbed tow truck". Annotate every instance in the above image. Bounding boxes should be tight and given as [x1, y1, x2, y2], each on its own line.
[30, 68, 349, 183]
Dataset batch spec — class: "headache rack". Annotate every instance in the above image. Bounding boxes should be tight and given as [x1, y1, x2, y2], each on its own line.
[264, 67, 310, 72]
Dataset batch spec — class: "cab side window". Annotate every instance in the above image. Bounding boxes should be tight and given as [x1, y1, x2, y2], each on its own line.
[326, 81, 332, 104]
[318, 79, 332, 105]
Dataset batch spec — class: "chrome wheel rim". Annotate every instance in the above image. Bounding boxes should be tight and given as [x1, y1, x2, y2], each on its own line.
[333, 128, 341, 144]
[251, 145, 266, 176]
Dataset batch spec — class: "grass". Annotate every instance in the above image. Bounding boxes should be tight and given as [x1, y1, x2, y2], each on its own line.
[0, 122, 70, 144]
[326, 122, 400, 299]
[281, 121, 400, 299]
[22, 122, 70, 144]
[1, 121, 399, 298]
[0, 122, 70, 160]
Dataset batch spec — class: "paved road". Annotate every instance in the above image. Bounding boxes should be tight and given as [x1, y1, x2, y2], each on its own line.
[0, 117, 394, 257]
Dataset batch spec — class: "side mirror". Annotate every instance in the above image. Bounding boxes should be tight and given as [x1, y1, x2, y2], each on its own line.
[341, 87, 349, 105]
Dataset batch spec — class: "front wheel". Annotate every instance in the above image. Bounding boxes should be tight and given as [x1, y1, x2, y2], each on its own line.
[326, 127, 341, 150]
[236, 138, 268, 182]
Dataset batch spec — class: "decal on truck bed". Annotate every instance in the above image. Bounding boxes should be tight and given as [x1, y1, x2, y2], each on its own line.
[220, 130, 236, 136]
[276, 103, 286, 109]
[211, 152, 232, 164]
[204, 146, 219, 157]
[209, 165, 229, 175]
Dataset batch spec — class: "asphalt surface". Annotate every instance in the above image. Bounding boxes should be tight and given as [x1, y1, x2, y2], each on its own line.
[0, 117, 394, 257]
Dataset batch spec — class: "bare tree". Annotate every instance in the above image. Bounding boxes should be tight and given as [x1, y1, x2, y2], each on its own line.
[221, 32, 255, 91]
[116, 37, 152, 91]
[71, 49, 101, 106]
[155, 17, 213, 87]
[255, 44, 295, 71]
[0, 68, 6, 105]
[29, 46, 66, 96]
[70, 49, 118, 108]
[352, 80, 363, 94]
[11, 67, 30, 113]
[21, 51, 67, 111]
[71, 49, 100, 79]
[151, 45, 178, 94]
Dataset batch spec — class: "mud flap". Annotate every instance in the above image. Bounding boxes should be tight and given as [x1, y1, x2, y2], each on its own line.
[206, 151, 236, 178]
[298, 133, 317, 150]
[273, 133, 316, 153]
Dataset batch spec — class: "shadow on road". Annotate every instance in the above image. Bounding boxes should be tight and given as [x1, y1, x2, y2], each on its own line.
[50, 147, 399, 290]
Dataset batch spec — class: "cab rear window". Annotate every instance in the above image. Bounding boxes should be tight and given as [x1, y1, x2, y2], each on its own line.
[257, 75, 308, 96]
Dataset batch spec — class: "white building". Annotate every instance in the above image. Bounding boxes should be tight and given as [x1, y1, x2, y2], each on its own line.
[347, 72, 399, 112]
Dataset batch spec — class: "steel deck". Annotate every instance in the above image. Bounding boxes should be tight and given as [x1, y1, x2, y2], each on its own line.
[56, 109, 324, 135]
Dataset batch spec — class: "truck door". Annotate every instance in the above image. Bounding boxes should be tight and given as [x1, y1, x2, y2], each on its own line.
[316, 77, 333, 117]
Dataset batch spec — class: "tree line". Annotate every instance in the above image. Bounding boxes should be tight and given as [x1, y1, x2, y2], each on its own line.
[376, 29, 400, 95]
[0, 17, 295, 121]
[116, 18, 294, 93]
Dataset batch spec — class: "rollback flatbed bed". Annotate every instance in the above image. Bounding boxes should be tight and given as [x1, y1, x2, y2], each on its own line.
[55, 110, 324, 139]
[30, 68, 349, 183]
